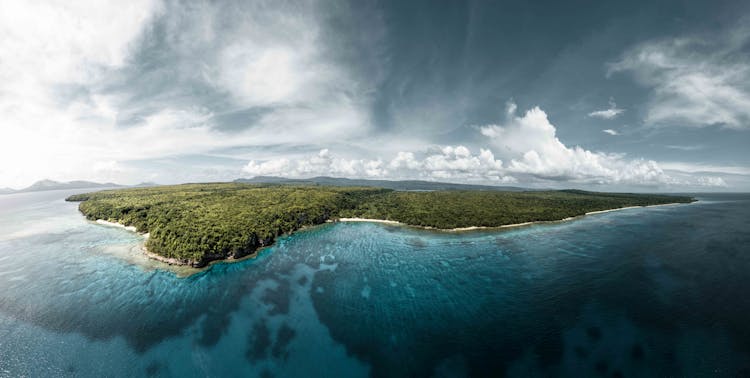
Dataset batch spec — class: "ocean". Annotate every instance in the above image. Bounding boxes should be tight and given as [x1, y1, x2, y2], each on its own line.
[0, 190, 748, 377]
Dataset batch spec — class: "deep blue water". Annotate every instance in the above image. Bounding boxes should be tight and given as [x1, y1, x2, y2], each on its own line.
[0, 190, 749, 377]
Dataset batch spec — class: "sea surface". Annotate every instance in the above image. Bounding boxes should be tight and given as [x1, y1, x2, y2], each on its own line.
[0, 190, 749, 377]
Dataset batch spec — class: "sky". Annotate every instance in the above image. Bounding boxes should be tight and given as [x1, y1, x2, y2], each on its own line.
[1, 0, 749, 191]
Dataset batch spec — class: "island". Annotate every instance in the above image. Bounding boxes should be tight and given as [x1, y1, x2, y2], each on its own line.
[66, 183, 694, 267]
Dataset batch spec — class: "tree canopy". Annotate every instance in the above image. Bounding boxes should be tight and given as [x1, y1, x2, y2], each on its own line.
[67, 183, 693, 267]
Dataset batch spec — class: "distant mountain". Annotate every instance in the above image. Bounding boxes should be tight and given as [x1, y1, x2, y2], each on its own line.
[234, 176, 527, 191]
[133, 182, 159, 188]
[0, 180, 126, 195]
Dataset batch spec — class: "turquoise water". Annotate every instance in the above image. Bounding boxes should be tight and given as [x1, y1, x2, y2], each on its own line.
[1, 190, 749, 377]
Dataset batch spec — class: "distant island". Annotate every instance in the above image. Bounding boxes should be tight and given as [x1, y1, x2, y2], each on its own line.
[66, 182, 694, 267]
[0, 179, 157, 195]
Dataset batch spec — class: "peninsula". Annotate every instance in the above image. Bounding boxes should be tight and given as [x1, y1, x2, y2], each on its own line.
[66, 183, 694, 267]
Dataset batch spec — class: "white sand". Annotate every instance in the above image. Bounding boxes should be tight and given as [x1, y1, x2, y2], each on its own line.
[584, 206, 642, 215]
[500, 221, 536, 228]
[447, 226, 486, 231]
[94, 220, 177, 264]
[335, 202, 688, 232]
[337, 218, 403, 225]
[95, 219, 138, 232]
[91, 202, 688, 268]
[585, 202, 682, 216]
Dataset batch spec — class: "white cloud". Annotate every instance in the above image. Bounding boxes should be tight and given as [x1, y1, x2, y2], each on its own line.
[665, 145, 703, 151]
[609, 22, 750, 129]
[0, 2, 741, 192]
[588, 109, 623, 119]
[659, 162, 750, 176]
[167, 0, 378, 139]
[243, 149, 386, 178]
[480, 103, 673, 185]
[588, 98, 625, 119]
[602, 129, 619, 136]
[0, 1, 165, 188]
[240, 103, 735, 189]
[392, 146, 510, 182]
[92, 160, 124, 174]
[0, 1, 380, 188]
[242, 158, 293, 177]
[243, 147, 515, 183]
[0, 0, 162, 88]
[695, 176, 727, 187]
[210, 4, 331, 108]
[476, 103, 733, 188]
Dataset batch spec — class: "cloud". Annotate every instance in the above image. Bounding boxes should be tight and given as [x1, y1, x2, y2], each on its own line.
[92, 160, 125, 174]
[0, 0, 384, 188]
[241, 103, 734, 189]
[476, 103, 734, 188]
[480, 103, 674, 185]
[658, 162, 750, 176]
[0, 2, 742, 191]
[0, 1, 164, 187]
[695, 176, 727, 187]
[243, 147, 516, 183]
[665, 145, 703, 151]
[602, 129, 619, 136]
[243, 149, 386, 178]
[588, 98, 625, 119]
[608, 21, 750, 129]
[0, 0, 162, 88]
[389, 146, 512, 182]
[139, 0, 382, 139]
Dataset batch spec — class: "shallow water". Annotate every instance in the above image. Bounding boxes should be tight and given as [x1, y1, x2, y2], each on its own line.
[0, 190, 749, 377]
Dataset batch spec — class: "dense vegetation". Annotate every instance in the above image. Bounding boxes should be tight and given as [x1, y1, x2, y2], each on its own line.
[341, 189, 693, 229]
[67, 183, 693, 267]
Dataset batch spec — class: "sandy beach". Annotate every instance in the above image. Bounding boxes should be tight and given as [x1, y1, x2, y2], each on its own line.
[96, 219, 138, 232]
[92, 202, 688, 268]
[585, 202, 682, 216]
[94, 219, 186, 266]
[336, 218, 403, 225]
[335, 202, 688, 232]
[584, 206, 642, 215]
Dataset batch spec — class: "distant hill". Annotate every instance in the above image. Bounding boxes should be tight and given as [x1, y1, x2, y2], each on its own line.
[133, 182, 159, 188]
[1, 179, 132, 195]
[23, 179, 124, 192]
[234, 176, 527, 191]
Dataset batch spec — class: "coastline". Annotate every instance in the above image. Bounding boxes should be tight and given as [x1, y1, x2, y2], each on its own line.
[90, 201, 690, 270]
[584, 202, 680, 215]
[140, 244, 189, 266]
[335, 217, 402, 225]
[584, 205, 643, 216]
[92, 219, 195, 267]
[335, 202, 688, 232]
[91, 218, 266, 273]
[96, 219, 138, 232]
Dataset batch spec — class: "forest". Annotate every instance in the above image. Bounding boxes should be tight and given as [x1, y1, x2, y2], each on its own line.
[67, 183, 694, 267]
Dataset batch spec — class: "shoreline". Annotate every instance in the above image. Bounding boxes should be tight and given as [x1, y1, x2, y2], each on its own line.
[140, 245, 189, 266]
[91, 218, 265, 274]
[335, 202, 688, 232]
[92, 219, 197, 268]
[95, 219, 138, 232]
[334, 217, 402, 225]
[90, 201, 689, 271]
